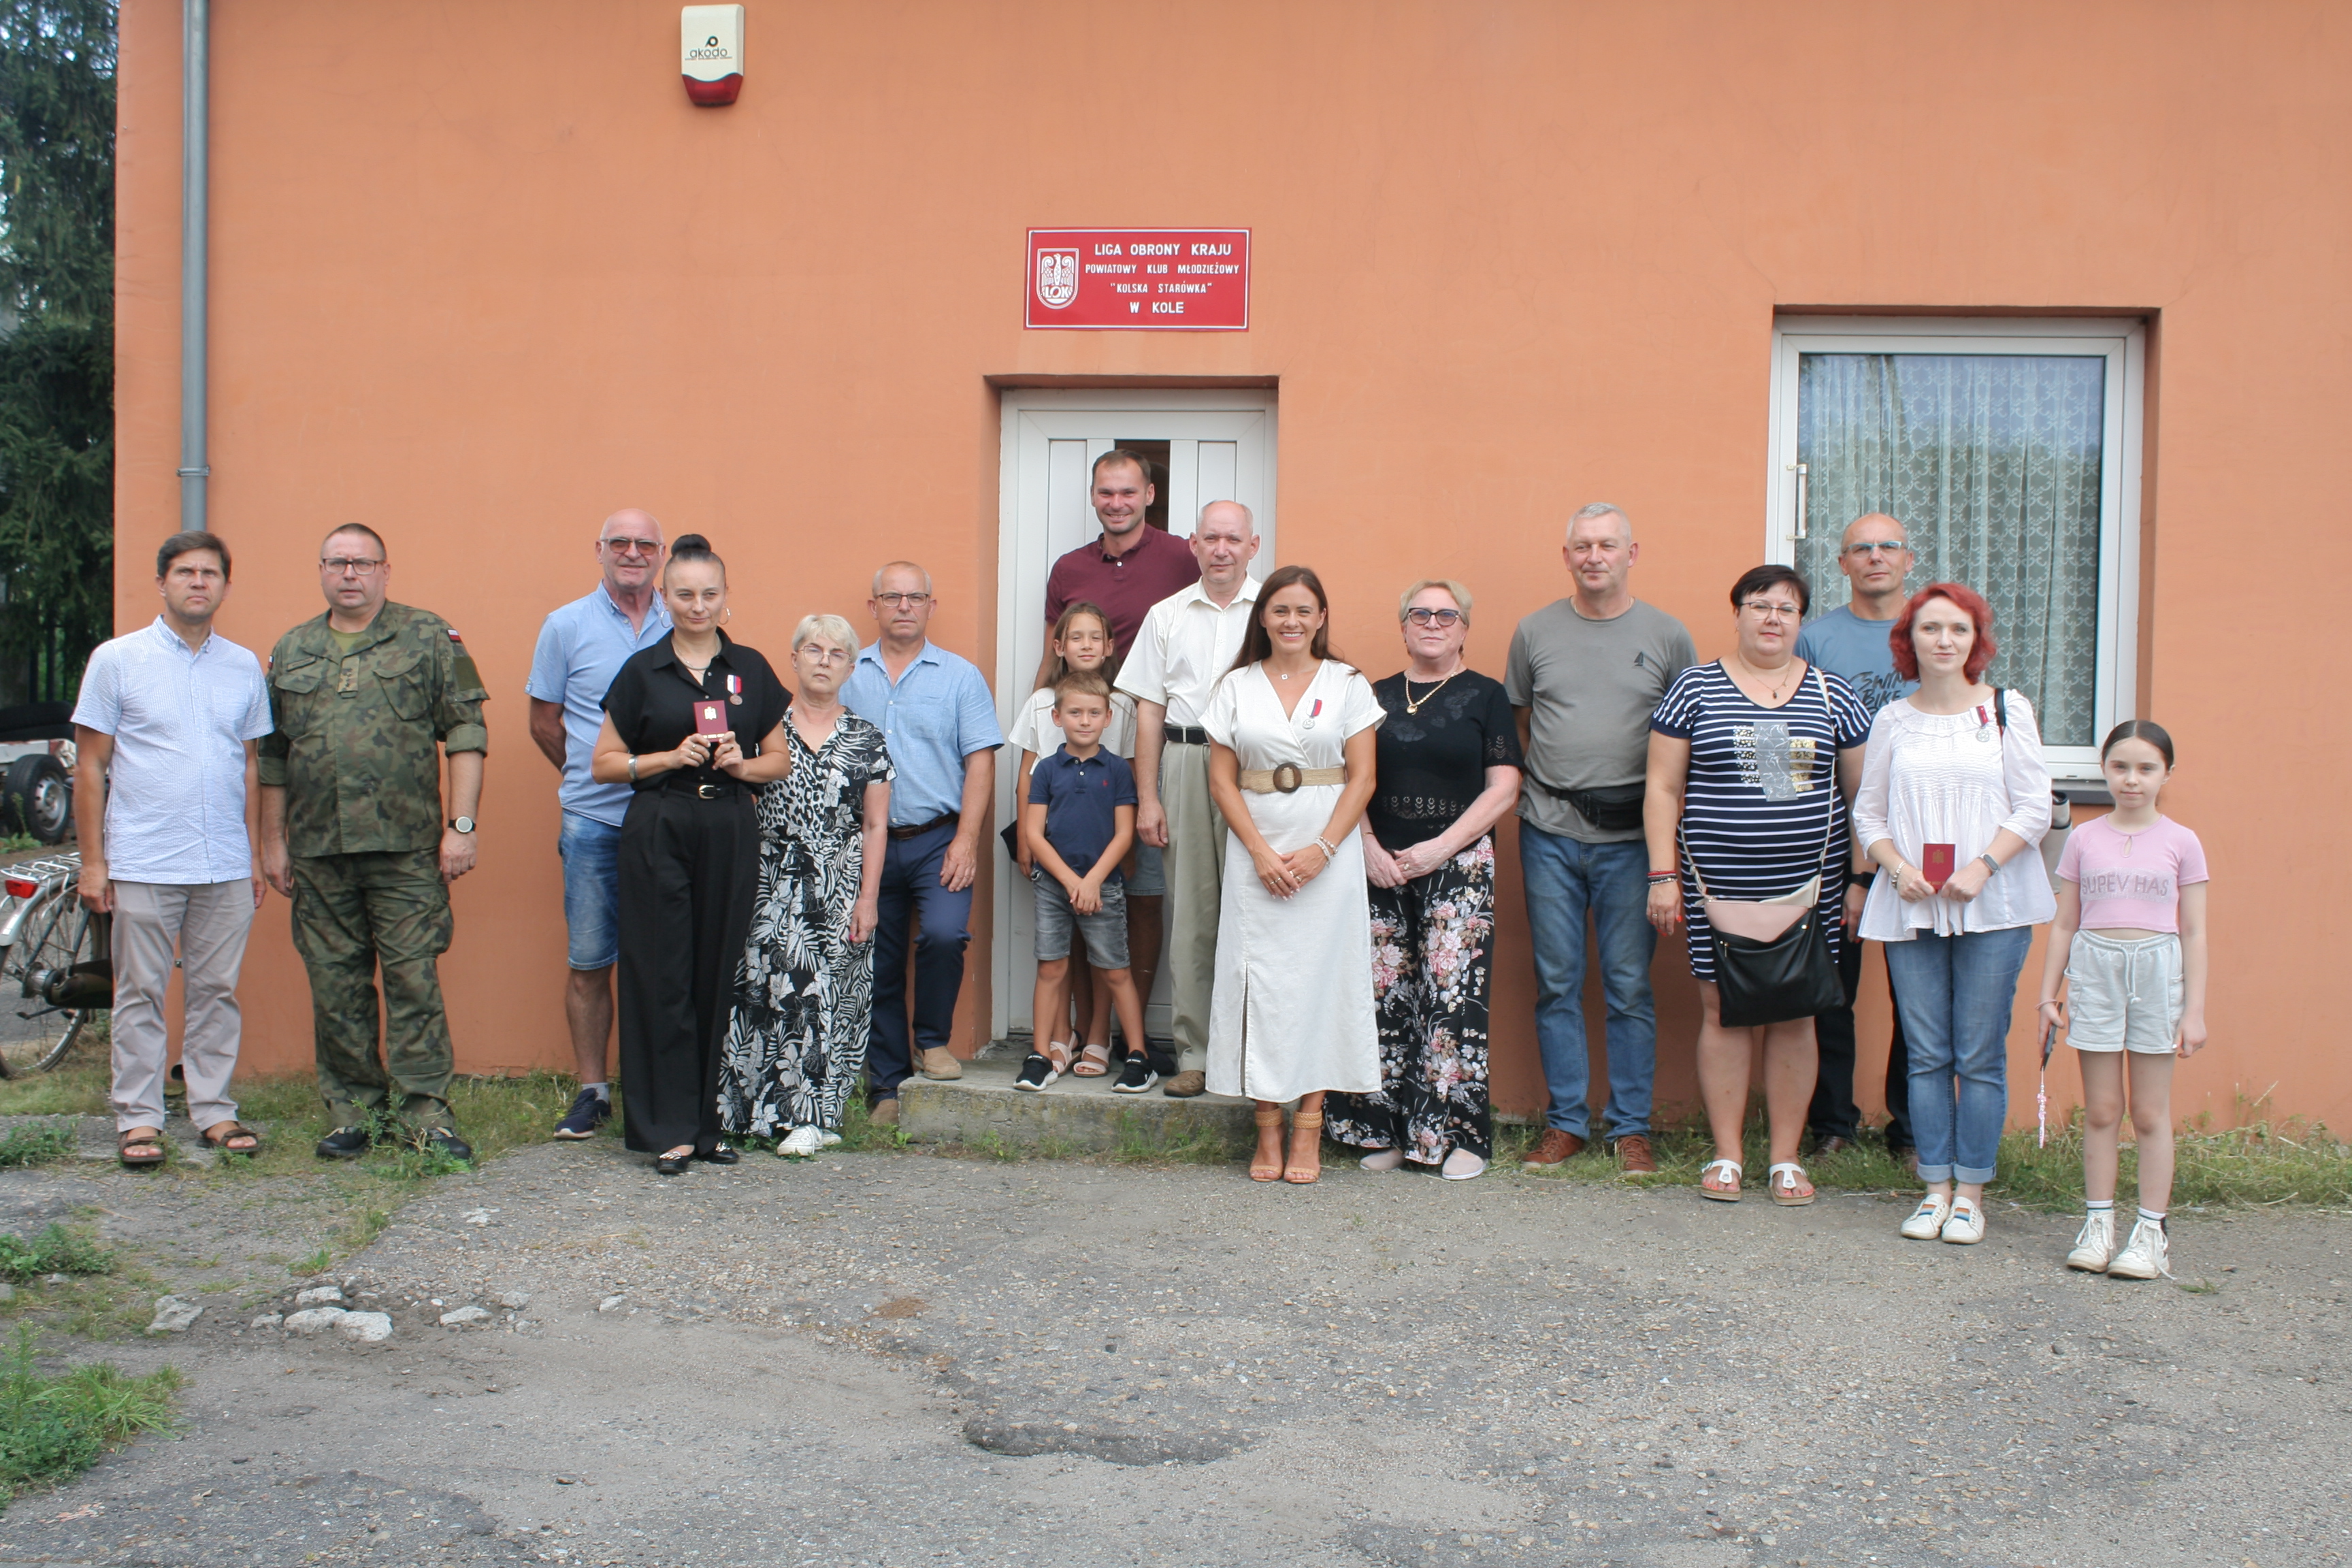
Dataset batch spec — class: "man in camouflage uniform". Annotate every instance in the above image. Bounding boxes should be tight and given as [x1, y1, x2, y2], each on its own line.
[259, 523, 489, 1161]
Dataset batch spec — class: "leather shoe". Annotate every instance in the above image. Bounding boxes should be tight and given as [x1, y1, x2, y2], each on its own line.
[696, 1144, 741, 1164]
[314, 1124, 372, 1160]
[1161, 1069, 1207, 1099]
[1812, 1133, 1853, 1156]
[868, 1096, 900, 1127]
[421, 1127, 473, 1163]
[1610, 1134, 1657, 1174]
[918, 1047, 964, 1081]
[1520, 1127, 1586, 1167]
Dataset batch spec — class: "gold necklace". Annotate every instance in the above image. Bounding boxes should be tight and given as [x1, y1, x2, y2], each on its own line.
[1403, 662, 1464, 714]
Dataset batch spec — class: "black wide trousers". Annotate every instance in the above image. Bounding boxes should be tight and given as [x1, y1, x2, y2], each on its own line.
[617, 786, 759, 1155]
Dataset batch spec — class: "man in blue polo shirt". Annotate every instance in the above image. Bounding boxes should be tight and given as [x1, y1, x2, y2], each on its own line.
[525, 508, 671, 1139]
[842, 559, 1005, 1124]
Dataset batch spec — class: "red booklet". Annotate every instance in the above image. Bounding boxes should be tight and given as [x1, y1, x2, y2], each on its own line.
[1920, 843, 1956, 890]
[693, 700, 730, 736]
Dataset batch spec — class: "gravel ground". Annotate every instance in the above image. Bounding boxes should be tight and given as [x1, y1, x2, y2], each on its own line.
[4, 1139, 2348, 1567]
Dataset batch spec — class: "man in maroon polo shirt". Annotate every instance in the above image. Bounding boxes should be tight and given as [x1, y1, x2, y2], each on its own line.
[1044, 450, 1201, 658]
[1040, 449, 1199, 1071]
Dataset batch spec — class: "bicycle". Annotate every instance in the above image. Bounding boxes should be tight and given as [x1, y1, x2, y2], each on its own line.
[0, 851, 111, 1075]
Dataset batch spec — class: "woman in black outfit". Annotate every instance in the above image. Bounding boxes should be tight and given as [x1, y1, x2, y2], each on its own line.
[1326, 578, 1524, 1181]
[591, 535, 791, 1173]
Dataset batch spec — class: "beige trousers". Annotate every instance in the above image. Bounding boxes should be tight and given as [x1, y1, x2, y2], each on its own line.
[110, 879, 256, 1133]
[1160, 742, 1228, 1071]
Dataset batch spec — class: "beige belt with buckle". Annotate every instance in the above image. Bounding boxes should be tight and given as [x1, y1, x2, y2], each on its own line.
[1239, 764, 1346, 794]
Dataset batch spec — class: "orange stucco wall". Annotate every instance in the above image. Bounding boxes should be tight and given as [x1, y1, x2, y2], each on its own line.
[114, 2, 2349, 1130]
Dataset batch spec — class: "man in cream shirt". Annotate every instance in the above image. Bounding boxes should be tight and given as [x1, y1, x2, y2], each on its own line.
[1118, 500, 1260, 1098]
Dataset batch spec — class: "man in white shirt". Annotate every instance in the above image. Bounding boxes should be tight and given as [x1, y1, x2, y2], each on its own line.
[71, 531, 274, 1164]
[1117, 500, 1261, 1098]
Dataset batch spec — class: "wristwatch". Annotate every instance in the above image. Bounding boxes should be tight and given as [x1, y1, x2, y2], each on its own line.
[449, 817, 476, 834]
[1978, 852, 1999, 875]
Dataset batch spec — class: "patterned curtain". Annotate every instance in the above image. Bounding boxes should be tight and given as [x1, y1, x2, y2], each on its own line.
[1795, 354, 2104, 748]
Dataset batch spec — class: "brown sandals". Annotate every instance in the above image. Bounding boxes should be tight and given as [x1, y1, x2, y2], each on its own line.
[118, 1128, 166, 1167]
[1249, 1105, 1286, 1181]
[202, 1122, 263, 1155]
[1285, 1109, 1324, 1185]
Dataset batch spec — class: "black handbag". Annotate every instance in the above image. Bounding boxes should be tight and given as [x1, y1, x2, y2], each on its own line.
[1529, 775, 1648, 832]
[1685, 670, 1846, 1028]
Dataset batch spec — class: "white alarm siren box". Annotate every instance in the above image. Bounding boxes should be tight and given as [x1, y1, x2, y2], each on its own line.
[681, 5, 745, 106]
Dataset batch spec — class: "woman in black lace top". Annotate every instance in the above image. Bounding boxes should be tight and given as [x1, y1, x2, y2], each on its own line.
[1326, 580, 1524, 1179]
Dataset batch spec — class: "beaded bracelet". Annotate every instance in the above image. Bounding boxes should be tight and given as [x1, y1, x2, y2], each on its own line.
[1315, 836, 1340, 862]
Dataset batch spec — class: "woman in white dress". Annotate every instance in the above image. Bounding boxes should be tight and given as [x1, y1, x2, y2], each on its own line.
[1201, 565, 1384, 1184]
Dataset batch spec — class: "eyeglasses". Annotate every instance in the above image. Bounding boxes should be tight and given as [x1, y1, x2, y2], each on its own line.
[875, 592, 933, 608]
[600, 537, 662, 557]
[1740, 600, 1802, 620]
[1844, 541, 1909, 557]
[321, 557, 385, 575]
[1404, 607, 1464, 627]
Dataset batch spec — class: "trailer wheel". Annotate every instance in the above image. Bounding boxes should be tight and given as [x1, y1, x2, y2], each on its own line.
[3, 755, 71, 844]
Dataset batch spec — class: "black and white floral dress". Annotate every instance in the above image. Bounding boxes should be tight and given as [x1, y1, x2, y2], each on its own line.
[718, 711, 893, 1137]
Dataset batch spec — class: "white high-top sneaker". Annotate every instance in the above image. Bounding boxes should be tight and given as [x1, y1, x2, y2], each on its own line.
[2107, 1217, 2172, 1279]
[2065, 1209, 2116, 1273]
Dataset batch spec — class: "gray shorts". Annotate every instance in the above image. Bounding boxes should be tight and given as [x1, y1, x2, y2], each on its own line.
[1030, 868, 1132, 969]
[2065, 930, 2183, 1054]
[1128, 840, 1167, 898]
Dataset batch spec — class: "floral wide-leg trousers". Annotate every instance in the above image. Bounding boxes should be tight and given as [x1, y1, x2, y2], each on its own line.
[1326, 836, 1497, 1162]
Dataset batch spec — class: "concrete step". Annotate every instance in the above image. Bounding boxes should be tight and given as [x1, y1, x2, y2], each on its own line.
[898, 1054, 1256, 1157]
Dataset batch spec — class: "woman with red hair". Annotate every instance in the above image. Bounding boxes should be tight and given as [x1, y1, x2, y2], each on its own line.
[1850, 583, 2056, 1246]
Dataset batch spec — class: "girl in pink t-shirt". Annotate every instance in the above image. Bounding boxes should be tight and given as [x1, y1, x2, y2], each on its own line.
[2037, 720, 2210, 1282]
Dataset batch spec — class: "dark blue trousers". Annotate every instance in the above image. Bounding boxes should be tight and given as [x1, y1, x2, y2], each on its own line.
[866, 821, 973, 1098]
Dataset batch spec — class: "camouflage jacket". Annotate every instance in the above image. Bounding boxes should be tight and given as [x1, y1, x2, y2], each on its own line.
[258, 602, 490, 858]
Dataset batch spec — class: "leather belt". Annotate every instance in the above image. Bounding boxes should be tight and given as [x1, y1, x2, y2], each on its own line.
[658, 777, 741, 800]
[1240, 764, 1346, 795]
[1162, 723, 1210, 746]
[887, 813, 960, 841]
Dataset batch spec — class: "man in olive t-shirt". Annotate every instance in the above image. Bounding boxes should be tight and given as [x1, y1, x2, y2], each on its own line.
[1504, 503, 1695, 1171]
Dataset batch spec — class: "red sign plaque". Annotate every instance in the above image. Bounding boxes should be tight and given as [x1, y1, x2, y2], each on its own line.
[1025, 229, 1250, 330]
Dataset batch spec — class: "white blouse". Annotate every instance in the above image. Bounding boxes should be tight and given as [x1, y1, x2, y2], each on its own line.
[1851, 691, 2057, 940]
[1006, 683, 1137, 760]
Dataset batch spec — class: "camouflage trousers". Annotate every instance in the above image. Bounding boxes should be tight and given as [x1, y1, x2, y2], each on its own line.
[290, 850, 456, 1131]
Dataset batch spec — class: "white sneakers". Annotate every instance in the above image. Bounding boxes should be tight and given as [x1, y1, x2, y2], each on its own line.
[2066, 1209, 2116, 1272]
[2106, 1217, 2171, 1279]
[1900, 1192, 1953, 1240]
[1940, 1196, 1986, 1245]
[776, 1126, 842, 1159]
[1898, 1192, 1984, 1243]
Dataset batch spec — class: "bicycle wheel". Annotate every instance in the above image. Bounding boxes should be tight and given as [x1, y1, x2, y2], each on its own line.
[16, 894, 103, 1073]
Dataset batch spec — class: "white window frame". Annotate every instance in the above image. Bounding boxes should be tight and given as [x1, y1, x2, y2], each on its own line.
[1765, 315, 2145, 781]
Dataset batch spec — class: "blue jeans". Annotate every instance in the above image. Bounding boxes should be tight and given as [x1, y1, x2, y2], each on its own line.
[557, 811, 623, 970]
[1519, 827, 1656, 1140]
[1883, 925, 2033, 1185]
[867, 821, 974, 1098]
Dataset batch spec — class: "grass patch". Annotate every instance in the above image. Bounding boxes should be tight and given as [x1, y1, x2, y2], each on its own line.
[0, 1329, 180, 1507]
[0, 1062, 106, 1119]
[0, 1124, 74, 1170]
[0, 1227, 111, 1284]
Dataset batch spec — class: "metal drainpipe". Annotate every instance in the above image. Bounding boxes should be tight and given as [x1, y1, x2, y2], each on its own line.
[176, 0, 209, 532]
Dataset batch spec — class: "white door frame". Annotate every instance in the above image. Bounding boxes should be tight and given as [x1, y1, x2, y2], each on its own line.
[990, 387, 1279, 1045]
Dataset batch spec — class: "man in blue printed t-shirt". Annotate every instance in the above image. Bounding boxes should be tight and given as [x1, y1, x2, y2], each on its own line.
[841, 560, 1006, 1124]
[525, 508, 672, 1141]
[1793, 512, 1921, 1166]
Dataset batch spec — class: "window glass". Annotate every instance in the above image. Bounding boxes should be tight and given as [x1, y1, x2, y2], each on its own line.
[1796, 353, 2105, 747]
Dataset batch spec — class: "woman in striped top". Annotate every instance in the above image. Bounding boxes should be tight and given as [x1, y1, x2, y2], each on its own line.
[1644, 565, 1872, 1205]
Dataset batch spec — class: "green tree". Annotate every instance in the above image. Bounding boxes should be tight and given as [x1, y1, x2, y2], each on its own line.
[0, 0, 112, 706]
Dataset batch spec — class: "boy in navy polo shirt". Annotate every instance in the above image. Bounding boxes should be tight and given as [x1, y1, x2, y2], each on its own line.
[1017, 671, 1154, 1093]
